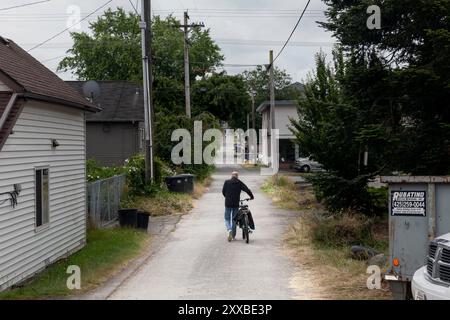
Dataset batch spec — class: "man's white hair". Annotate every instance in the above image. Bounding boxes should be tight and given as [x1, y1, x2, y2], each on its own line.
[231, 171, 239, 178]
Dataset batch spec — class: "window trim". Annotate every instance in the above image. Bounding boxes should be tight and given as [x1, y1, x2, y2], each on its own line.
[35, 166, 50, 232]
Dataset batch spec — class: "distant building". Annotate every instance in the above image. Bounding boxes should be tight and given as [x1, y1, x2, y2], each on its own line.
[0, 36, 98, 291]
[256, 100, 300, 169]
[67, 81, 145, 166]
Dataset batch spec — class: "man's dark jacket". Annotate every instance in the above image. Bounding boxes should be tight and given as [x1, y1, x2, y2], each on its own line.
[222, 177, 254, 208]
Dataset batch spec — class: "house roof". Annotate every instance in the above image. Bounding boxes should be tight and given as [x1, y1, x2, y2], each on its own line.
[256, 100, 298, 114]
[0, 37, 99, 152]
[66, 81, 144, 122]
[0, 37, 98, 112]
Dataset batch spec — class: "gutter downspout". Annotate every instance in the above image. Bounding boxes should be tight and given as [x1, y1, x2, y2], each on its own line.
[0, 93, 18, 132]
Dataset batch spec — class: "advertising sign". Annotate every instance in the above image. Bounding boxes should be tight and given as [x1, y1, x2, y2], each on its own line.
[391, 191, 426, 217]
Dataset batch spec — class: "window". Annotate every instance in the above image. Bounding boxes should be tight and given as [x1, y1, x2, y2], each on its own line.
[35, 168, 49, 227]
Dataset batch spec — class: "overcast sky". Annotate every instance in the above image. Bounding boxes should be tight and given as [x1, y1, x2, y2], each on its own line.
[0, 0, 336, 83]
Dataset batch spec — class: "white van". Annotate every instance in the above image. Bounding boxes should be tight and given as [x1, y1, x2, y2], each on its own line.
[412, 233, 450, 300]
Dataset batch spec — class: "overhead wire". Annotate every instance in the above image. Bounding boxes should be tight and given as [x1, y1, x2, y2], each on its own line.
[271, 0, 312, 66]
[27, 0, 113, 52]
[0, 0, 50, 11]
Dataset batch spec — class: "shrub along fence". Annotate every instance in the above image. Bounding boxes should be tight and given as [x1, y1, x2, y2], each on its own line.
[87, 174, 127, 228]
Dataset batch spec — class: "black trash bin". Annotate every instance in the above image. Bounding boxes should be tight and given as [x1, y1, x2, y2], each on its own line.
[137, 211, 150, 230]
[165, 174, 195, 193]
[118, 208, 138, 228]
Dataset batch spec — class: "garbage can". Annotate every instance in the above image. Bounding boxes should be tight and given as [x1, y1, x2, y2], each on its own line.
[118, 208, 138, 228]
[137, 211, 150, 230]
[164, 174, 195, 193]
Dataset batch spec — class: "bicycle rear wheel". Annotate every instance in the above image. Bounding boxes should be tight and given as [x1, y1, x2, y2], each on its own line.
[244, 216, 249, 244]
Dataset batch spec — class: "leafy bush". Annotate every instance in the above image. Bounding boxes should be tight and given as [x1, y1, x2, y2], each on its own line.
[87, 153, 214, 198]
[123, 154, 176, 196]
[367, 187, 388, 213]
[154, 111, 220, 164]
[304, 212, 374, 247]
[153, 111, 219, 182]
[305, 172, 386, 215]
[86, 159, 125, 182]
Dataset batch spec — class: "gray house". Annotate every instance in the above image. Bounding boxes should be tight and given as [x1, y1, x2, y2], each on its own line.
[257, 100, 300, 169]
[67, 81, 145, 166]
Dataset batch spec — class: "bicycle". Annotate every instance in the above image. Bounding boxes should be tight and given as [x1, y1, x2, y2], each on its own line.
[237, 198, 252, 244]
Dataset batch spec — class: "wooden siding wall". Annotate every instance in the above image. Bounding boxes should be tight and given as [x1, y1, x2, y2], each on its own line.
[86, 122, 140, 166]
[0, 100, 86, 291]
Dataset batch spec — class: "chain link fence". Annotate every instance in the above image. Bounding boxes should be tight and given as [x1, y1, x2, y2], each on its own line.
[87, 174, 127, 228]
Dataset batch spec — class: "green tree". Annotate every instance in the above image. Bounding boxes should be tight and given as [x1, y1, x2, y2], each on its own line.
[320, 0, 450, 174]
[242, 65, 301, 106]
[154, 112, 220, 180]
[58, 8, 224, 114]
[292, 0, 450, 214]
[242, 66, 302, 129]
[292, 49, 395, 214]
[192, 72, 251, 128]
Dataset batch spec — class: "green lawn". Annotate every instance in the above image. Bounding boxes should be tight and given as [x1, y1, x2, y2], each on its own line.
[0, 228, 149, 299]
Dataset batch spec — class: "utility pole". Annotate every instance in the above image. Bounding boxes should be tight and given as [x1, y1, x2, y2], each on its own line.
[178, 11, 204, 118]
[183, 11, 191, 118]
[251, 93, 255, 129]
[250, 93, 256, 166]
[140, 0, 154, 182]
[269, 50, 275, 132]
[269, 50, 278, 172]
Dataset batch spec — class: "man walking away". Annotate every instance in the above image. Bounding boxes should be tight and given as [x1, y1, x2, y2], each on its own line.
[222, 171, 254, 242]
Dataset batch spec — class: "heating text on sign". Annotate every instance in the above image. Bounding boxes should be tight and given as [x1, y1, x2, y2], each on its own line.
[391, 191, 426, 217]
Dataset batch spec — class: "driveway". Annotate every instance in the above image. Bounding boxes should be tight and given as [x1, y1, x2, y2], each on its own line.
[107, 165, 307, 300]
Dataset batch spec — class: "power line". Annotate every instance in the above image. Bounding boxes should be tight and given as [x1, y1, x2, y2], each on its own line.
[27, 0, 113, 52]
[40, 54, 66, 63]
[272, 0, 311, 66]
[128, 0, 139, 15]
[0, 9, 325, 19]
[38, 52, 262, 71]
[22, 38, 334, 50]
[0, 0, 50, 11]
[0, 9, 323, 15]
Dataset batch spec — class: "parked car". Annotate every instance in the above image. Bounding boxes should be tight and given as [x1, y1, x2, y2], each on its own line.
[412, 233, 450, 300]
[294, 157, 323, 172]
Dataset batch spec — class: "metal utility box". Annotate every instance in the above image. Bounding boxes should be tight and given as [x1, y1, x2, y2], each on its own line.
[164, 174, 195, 193]
[381, 176, 450, 299]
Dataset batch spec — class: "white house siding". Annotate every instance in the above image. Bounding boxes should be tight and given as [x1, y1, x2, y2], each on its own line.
[0, 100, 86, 291]
[260, 104, 300, 165]
[274, 105, 298, 138]
[260, 105, 298, 138]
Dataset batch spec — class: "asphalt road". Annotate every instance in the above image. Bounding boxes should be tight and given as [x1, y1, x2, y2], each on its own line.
[108, 165, 301, 300]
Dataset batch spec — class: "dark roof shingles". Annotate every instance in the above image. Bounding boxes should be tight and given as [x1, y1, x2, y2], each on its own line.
[66, 81, 144, 122]
[0, 38, 94, 109]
